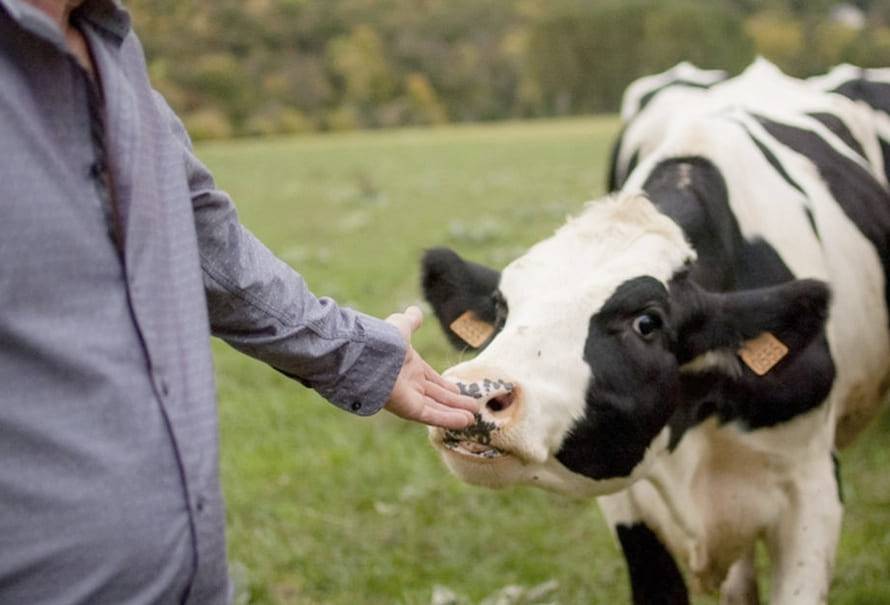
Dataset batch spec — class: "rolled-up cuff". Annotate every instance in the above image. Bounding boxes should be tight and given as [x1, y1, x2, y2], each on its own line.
[316, 314, 406, 416]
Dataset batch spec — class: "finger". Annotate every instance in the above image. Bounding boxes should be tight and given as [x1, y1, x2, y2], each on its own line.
[425, 365, 462, 394]
[384, 312, 412, 341]
[418, 400, 476, 429]
[421, 361, 478, 410]
[425, 381, 480, 414]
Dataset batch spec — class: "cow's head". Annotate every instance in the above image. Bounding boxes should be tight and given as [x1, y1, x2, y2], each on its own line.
[422, 194, 829, 497]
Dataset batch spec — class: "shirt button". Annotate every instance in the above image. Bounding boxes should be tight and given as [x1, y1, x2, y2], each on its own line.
[159, 379, 170, 397]
[196, 495, 206, 513]
[351, 401, 362, 411]
[89, 161, 104, 179]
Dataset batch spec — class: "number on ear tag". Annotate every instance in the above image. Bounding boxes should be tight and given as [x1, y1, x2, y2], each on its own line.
[738, 332, 789, 376]
[449, 311, 495, 348]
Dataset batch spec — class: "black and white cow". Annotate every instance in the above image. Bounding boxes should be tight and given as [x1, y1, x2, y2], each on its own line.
[420, 60, 890, 604]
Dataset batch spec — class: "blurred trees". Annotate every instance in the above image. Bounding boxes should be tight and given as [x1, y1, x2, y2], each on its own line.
[525, 0, 753, 115]
[126, 0, 890, 139]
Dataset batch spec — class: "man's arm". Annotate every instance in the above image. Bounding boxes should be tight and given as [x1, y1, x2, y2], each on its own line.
[152, 93, 475, 427]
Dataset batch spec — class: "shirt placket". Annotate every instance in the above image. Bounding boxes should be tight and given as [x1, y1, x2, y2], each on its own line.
[76, 37, 125, 254]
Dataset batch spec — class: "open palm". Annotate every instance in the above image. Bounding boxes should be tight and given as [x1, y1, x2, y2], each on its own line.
[384, 306, 478, 429]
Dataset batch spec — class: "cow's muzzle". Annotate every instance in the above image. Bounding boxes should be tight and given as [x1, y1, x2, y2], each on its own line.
[435, 370, 522, 459]
[442, 413, 504, 458]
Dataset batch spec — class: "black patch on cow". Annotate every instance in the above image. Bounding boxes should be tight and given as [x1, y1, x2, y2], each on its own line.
[556, 277, 680, 480]
[637, 80, 715, 115]
[829, 78, 890, 180]
[831, 78, 890, 115]
[668, 276, 833, 448]
[880, 137, 890, 185]
[740, 125, 806, 195]
[832, 78, 890, 182]
[832, 451, 844, 503]
[754, 114, 890, 321]
[556, 272, 833, 474]
[643, 157, 800, 292]
[607, 132, 640, 192]
[421, 247, 503, 350]
[607, 127, 626, 192]
[639, 157, 836, 448]
[616, 523, 689, 605]
[668, 335, 835, 448]
[669, 276, 830, 365]
[444, 413, 497, 447]
[806, 112, 867, 159]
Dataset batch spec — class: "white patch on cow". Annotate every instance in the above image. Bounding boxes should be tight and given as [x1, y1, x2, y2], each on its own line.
[621, 61, 727, 122]
[614, 63, 730, 189]
[680, 350, 742, 378]
[807, 62, 890, 92]
[623, 58, 889, 189]
[616, 87, 711, 189]
[635, 407, 841, 600]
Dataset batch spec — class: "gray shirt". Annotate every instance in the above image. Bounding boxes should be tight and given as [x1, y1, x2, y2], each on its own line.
[0, 1, 406, 602]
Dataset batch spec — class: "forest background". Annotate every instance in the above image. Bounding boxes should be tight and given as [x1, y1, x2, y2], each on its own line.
[128, 0, 890, 140]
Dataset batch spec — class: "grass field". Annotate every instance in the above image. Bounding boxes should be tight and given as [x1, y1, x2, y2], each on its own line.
[196, 117, 890, 605]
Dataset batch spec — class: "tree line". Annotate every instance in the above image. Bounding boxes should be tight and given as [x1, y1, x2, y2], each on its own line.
[126, 0, 890, 139]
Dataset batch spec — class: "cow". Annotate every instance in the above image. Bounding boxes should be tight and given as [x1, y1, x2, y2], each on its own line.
[419, 59, 890, 605]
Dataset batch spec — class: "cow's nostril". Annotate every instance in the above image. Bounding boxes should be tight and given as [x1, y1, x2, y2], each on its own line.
[486, 391, 515, 413]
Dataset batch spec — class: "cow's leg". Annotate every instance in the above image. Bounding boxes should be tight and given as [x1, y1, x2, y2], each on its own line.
[765, 457, 843, 605]
[718, 547, 760, 605]
[599, 492, 690, 605]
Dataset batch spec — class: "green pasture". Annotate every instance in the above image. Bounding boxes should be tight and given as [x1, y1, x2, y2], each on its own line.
[198, 117, 890, 604]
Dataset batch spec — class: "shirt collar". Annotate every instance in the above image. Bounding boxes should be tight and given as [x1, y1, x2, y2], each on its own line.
[0, 0, 130, 48]
[78, 0, 131, 41]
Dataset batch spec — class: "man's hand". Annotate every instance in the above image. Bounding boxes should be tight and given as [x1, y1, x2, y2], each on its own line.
[384, 306, 479, 429]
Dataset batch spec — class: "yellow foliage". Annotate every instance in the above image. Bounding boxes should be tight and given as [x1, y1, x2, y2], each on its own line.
[326, 106, 360, 132]
[328, 25, 396, 104]
[406, 73, 448, 125]
[183, 107, 234, 141]
[810, 21, 859, 67]
[277, 108, 315, 135]
[745, 12, 804, 71]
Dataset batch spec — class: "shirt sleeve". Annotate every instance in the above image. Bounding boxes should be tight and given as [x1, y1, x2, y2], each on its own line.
[152, 92, 406, 416]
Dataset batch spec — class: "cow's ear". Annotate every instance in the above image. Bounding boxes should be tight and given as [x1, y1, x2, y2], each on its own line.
[421, 247, 501, 350]
[670, 276, 831, 374]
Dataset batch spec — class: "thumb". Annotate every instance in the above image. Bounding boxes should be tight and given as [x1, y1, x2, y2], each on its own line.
[385, 305, 424, 342]
[403, 305, 423, 334]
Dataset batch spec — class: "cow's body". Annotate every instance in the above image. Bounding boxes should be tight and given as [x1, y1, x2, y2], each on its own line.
[602, 61, 890, 604]
[421, 60, 890, 605]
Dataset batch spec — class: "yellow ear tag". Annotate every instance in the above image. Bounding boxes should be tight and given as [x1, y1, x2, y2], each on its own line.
[449, 311, 496, 348]
[738, 332, 789, 376]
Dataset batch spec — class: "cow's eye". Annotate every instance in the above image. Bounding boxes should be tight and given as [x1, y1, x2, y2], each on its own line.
[632, 312, 663, 339]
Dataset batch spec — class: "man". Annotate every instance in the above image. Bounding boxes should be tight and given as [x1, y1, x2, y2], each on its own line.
[0, 0, 478, 602]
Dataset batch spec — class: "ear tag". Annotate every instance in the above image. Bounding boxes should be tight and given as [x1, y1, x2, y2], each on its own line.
[449, 311, 496, 348]
[738, 332, 789, 376]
